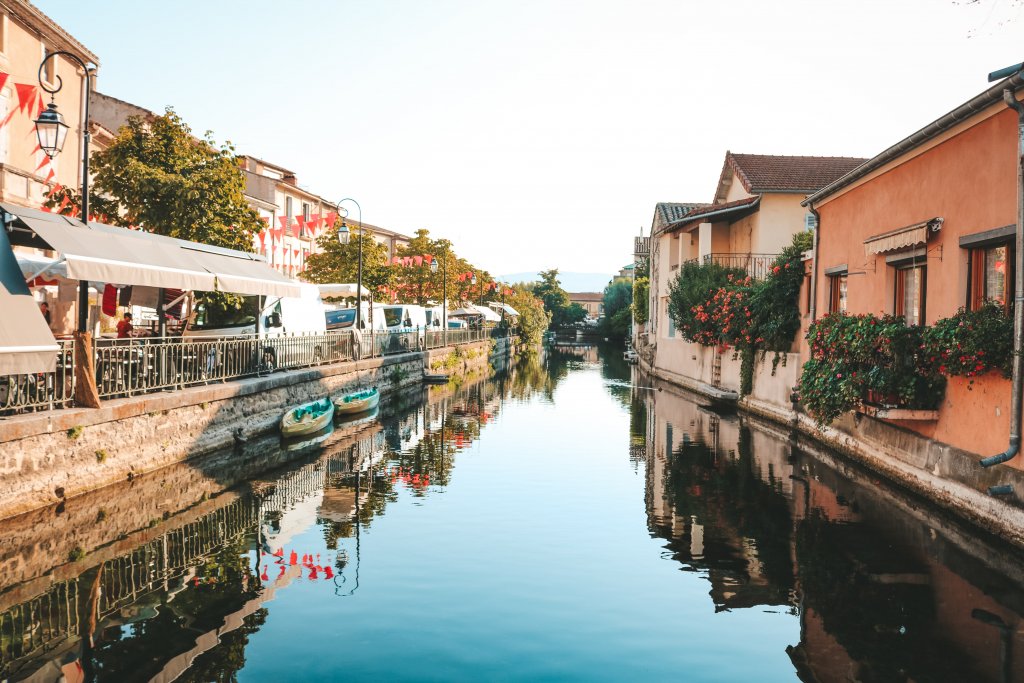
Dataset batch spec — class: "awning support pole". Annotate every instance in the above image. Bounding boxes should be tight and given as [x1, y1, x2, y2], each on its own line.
[77, 281, 88, 333]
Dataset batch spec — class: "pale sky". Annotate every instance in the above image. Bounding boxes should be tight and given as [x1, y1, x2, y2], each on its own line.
[36, 0, 1024, 276]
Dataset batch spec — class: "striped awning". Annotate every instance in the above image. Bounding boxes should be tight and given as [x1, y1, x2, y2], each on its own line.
[864, 218, 943, 256]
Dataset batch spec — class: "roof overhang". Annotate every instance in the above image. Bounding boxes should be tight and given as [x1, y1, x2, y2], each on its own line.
[2, 204, 302, 298]
[805, 70, 1024, 207]
[664, 196, 761, 235]
[488, 302, 519, 317]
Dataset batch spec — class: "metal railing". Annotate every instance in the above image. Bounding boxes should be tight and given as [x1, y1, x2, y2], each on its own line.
[1, 327, 507, 415]
[0, 339, 75, 414]
[702, 253, 780, 280]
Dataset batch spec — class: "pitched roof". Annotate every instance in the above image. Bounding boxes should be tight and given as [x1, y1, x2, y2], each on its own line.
[722, 152, 867, 195]
[656, 202, 711, 225]
[666, 196, 761, 233]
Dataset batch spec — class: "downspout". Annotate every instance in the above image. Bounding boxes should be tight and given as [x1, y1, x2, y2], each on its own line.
[981, 87, 1024, 467]
[808, 204, 821, 322]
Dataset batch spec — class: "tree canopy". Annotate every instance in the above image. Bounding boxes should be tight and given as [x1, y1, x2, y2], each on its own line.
[48, 108, 259, 252]
[600, 276, 633, 341]
[303, 225, 395, 301]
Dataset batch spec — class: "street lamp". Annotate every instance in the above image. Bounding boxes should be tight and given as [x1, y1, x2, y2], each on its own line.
[430, 245, 448, 347]
[335, 198, 363, 328]
[35, 50, 95, 332]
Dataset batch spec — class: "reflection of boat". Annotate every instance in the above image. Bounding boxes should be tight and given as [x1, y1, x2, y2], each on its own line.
[335, 406, 380, 428]
[334, 387, 380, 415]
[424, 372, 450, 384]
[281, 398, 335, 437]
[284, 422, 335, 451]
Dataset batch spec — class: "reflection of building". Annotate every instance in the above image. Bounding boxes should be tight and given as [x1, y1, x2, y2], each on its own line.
[639, 373, 1024, 682]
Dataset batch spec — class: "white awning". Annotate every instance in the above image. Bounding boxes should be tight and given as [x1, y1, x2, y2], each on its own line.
[314, 283, 367, 298]
[2, 204, 302, 298]
[864, 217, 943, 256]
[452, 304, 501, 322]
[1, 230, 57, 374]
[488, 302, 519, 317]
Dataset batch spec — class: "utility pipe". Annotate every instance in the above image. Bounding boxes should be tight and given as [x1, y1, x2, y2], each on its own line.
[807, 205, 821, 322]
[981, 87, 1024, 468]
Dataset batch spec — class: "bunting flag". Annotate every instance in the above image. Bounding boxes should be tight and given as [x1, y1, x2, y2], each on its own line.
[392, 257, 401, 265]
[14, 83, 36, 113]
[309, 213, 321, 231]
[414, 255, 423, 267]
[295, 215, 306, 234]
[258, 231, 267, 250]
[324, 211, 337, 228]
[0, 72, 8, 93]
[424, 255, 434, 265]
[277, 216, 288, 233]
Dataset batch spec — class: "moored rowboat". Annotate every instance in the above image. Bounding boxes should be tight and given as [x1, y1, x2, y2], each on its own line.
[281, 397, 335, 437]
[334, 387, 379, 415]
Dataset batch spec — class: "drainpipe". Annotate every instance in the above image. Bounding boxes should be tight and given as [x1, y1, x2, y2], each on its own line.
[981, 87, 1024, 468]
[808, 205, 821, 322]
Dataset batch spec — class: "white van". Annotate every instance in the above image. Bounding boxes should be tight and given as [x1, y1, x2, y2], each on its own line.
[184, 284, 327, 370]
[425, 306, 447, 329]
[325, 303, 387, 331]
[381, 304, 427, 351]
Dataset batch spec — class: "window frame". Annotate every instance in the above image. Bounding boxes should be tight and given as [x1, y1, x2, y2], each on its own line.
[966, 239, 1014, 314]
[893, 262, 927, 326]
[827, 271, 848, 314]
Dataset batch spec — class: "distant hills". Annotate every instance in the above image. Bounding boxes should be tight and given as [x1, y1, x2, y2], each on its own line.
[498, 272, 617, 293]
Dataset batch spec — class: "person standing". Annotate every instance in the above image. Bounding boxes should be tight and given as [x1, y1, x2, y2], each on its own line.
[39, 302, 51, 326]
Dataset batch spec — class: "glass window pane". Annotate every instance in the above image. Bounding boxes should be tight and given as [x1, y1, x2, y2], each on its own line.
[903, 267, 922, 326]
[838, 275, 848, 313]
[985, 245, 1008, 305]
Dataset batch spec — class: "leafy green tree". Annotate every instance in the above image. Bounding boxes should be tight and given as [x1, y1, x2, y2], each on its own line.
[563, 303, 588, 325]
[633, 276, 649, 325]
[505, 289, 551, 346]
[600, 277, 633, 341]
[48, 108, 259, 252]
[533, 269, 572, 325]
[303, 226, 395, 306]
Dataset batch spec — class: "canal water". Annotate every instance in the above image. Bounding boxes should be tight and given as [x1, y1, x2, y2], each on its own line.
[2, 345, 1024, 682]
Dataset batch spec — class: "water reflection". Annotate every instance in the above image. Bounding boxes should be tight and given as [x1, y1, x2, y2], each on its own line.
[4, 346, 1024, 681]
[642, 374, 1024, 682]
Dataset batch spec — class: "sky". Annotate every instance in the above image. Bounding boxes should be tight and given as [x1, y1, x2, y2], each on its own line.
[35, 0, 1024, 277]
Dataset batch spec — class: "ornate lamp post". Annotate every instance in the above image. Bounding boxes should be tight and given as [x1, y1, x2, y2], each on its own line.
[430, 245, 447, 347]
[35, 50, 95, 333]
[335, 198, 363, 328]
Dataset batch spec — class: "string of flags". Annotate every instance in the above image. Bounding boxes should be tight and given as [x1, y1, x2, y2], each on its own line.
[0, 70, 56, 183]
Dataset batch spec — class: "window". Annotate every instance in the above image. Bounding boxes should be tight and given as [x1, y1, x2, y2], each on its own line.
[969, 243, 1012, 312]
[284, 197, 293, 228]
[894, 264, 926, 326]
[41, 46, 55, 85]
[828, 273, 848, 314]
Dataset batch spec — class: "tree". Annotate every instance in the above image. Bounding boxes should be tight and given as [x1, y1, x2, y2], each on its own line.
[600, 277, 633, 341]
[303, 225, 395, 304]
[563, 303, 588, 326]
[505, 289, 551, 346]
[633, 276, 649, 325]
[533, 269, 572, 326]
[48, 108, 260, 252]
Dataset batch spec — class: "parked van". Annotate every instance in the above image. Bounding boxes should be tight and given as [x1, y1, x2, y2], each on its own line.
[325, 303, 387, 331]
[381, 303, 428, 351]
[184, 284, 327, 370]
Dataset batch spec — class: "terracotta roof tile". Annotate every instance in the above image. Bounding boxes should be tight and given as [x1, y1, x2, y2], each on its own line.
[725, 153, 867, 194]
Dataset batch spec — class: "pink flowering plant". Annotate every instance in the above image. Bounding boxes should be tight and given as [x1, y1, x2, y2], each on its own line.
[799, 313, 945, 423]
[920, 303, 1013, 380]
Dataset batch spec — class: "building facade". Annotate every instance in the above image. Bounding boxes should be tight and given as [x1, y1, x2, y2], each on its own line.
[802, 72, 1023, 462]
[0, 0, 97, 210]
[568, 291, 603, 319]
[646, 154, 863, 383]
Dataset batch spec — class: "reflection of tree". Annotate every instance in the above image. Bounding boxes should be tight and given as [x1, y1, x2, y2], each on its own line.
[628, 395, 646, 469]
[176, 608, 268, 683]
[661, 428, 794, 607]
[91, 537, 264, 682]
[795, 512, 982, 682]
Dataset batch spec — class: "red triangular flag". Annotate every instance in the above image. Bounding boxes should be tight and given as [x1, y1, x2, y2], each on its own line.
[14, 83, 35, 112]
[414, 255, 423, 266]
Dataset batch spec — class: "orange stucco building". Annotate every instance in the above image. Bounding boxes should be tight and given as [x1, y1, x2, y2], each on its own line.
[803, 72, 1023, 462]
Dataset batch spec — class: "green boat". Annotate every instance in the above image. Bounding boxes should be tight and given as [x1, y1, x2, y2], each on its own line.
[281, 397, 335, 437]
[334, 387, 380, 415]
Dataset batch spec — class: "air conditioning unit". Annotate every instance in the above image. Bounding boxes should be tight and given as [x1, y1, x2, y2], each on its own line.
[804, 212, 818, 232]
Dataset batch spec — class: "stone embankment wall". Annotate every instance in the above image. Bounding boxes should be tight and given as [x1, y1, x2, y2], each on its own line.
[0, 338, 506, 520]
[642, 353, 1024, 549]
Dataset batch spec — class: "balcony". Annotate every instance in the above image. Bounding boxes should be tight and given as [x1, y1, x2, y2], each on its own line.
[634, 236, 650, 259]
[702, 253, 779, 280]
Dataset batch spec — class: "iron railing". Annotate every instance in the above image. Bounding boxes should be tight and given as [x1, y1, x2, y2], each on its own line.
[0, 327, 508, 414]
[0, 339, 75, 414]
[702, 253, 780, 280]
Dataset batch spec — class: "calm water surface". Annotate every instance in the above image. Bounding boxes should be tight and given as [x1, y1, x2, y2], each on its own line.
[2, 345, 1024, 682]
